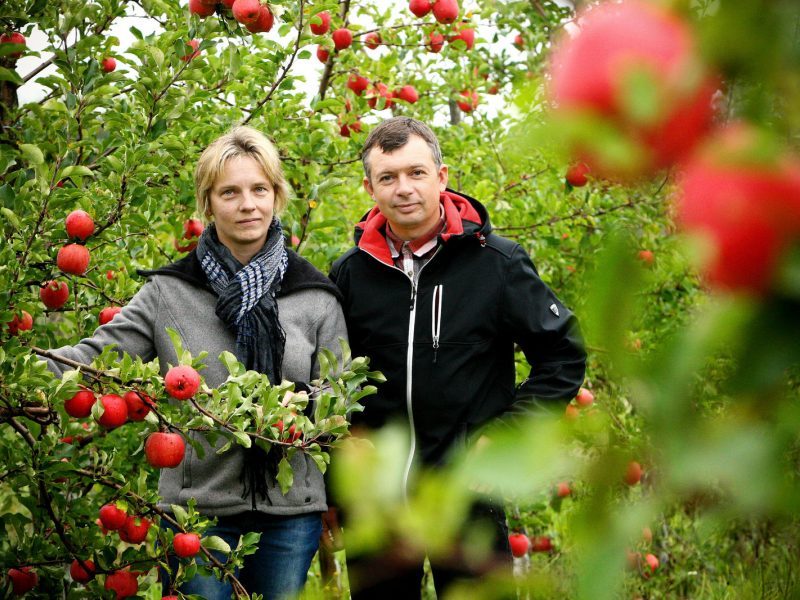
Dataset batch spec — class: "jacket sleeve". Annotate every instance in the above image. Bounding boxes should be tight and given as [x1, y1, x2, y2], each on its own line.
[43, 280, 159, 378]
[500, 245, 587, 416]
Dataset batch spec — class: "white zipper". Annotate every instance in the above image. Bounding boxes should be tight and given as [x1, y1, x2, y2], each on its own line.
[403, 279, 418, 501]
[431, 284, 443, 364]
[359, 247, 441, 500]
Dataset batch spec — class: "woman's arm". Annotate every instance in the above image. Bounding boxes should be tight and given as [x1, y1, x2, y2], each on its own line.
[45, 279, 160, 377]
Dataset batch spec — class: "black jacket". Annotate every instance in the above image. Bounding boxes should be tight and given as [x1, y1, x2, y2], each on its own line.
[330, 190, 586, 467]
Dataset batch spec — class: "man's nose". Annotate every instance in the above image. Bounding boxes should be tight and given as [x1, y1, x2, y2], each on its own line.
[396, 174, 413, 195]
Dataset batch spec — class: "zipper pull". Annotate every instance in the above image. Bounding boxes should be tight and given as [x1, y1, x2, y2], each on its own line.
[409, 282, 417, 311]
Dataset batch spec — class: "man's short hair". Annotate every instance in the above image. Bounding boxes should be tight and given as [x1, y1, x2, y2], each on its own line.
[361, 117, 443, 181]
[194, 126, 289, 220]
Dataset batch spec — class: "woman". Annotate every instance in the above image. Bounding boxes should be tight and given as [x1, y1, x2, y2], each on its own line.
[46, 126, 348, 599]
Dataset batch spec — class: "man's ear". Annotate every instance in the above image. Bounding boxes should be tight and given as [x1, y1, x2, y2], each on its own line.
[438, 164, 449, 191]
[363, 176, 374, 199]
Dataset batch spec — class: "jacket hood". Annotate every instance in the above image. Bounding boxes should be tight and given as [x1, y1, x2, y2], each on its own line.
[354, 188, 492, 266]
[137, 246, 342, 302]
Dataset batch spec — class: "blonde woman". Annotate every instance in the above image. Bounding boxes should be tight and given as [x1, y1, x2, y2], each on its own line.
[47, 126, 347, 598]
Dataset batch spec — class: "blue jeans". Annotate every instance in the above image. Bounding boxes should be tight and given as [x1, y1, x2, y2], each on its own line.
[162, 511, 322, 600]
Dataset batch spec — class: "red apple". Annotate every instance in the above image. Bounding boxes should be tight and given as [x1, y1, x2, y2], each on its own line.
[99, 503, 128, 531]
[124, 390, 155, 421]
[367, 83, 393, 110]
[566, 162, 591, 187]
[513, 33, 524, 49]
[70, 559, 96, 584]
[316, 45, 330, 63]
[104, 570, 138, 598]
[7, 567, 37, 595]
[310, 11, 331, 35]
[432, 0, 459, 24]
[457, 89, 479, 113]
[164, 365, 201, 400]
[99, 306, 123, 326]
[643, 552, 659, 577]
[180, 39, 201, 62]
[66, 210, 95, 240]
[347, 73, 369, 96]
[548, 0, 717, 178]
[101, 56, 117, 72]
[642, 526, 653, 544]
[145, 432, 186, 468]
[0, 32, 26, 59]
[409, 0, 432, 18]
[232, 0, 260, 24]
[332, 28, 353, 51]
[246, 5, 274, 33]
[183, 218, 204, 238]
[488, 83, 500, 95]
[40, 280, 69, 309]
[106, 270, 114, 280]
[675, 124, 800, 294]
[508, 533, 530, 557]
[189, 0, 215, 17]
[275, 418, 302, 442]
[173, 532, 202, 557]
[638, 249, 654, 265]
[427, 32, 445, 53]
[449, 27, 474, 50]
[7, 310, 33, 336]
[625, 460, 643, 486]
[530, 535, 553, 552]
[339, 118, 363, 138]
[575, 387, 594, 406]
[65, 388, 96, 418]
[119, 515, 150, 544]
[556, 481, 572, 498]
[395, 85, 419, 104]
[564, 403, 580, 420]
[364, 32, 381, 50]
[96, 394, 128, 429]
[57, 243, 90, 275]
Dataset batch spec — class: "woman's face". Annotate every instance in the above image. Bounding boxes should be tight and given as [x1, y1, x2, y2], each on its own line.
[207, 154, 275, 264]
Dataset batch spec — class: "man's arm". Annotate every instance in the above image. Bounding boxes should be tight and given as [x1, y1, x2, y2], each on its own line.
[501, 245, 587, 416]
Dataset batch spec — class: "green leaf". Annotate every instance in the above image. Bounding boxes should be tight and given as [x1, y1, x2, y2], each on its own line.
[232, 430, 251, 448]
[277, 456, 294, 495]
[19, 144, 44, 166]
[60, 165, 95, 178]
[170, 504, 189, 528]
[1, 207, 20, 230]
[0, 67, 22, 85]
[202, 535, 231, 554]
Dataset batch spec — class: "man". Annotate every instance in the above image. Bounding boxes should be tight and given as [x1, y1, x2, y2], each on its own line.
[329, 117, 586, 596]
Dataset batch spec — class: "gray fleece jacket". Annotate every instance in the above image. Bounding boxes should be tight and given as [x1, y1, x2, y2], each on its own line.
[46, 248, 347, 517]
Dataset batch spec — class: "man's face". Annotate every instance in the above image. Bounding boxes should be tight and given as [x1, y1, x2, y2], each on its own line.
[363, 134, 448, 241]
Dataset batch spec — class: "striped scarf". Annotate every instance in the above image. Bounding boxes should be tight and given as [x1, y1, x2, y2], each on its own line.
[197, 220, 288, 382]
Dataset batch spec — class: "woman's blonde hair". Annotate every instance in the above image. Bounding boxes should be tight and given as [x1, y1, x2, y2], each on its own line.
[194, 126, 289, 219]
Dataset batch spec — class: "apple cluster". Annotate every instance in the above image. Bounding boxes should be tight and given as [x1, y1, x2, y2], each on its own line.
[548, 0, 800, 297]
[189, 0, 275, 34]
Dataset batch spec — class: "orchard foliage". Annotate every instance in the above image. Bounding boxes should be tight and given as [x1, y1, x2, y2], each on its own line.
[2, 0, 800, 598]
